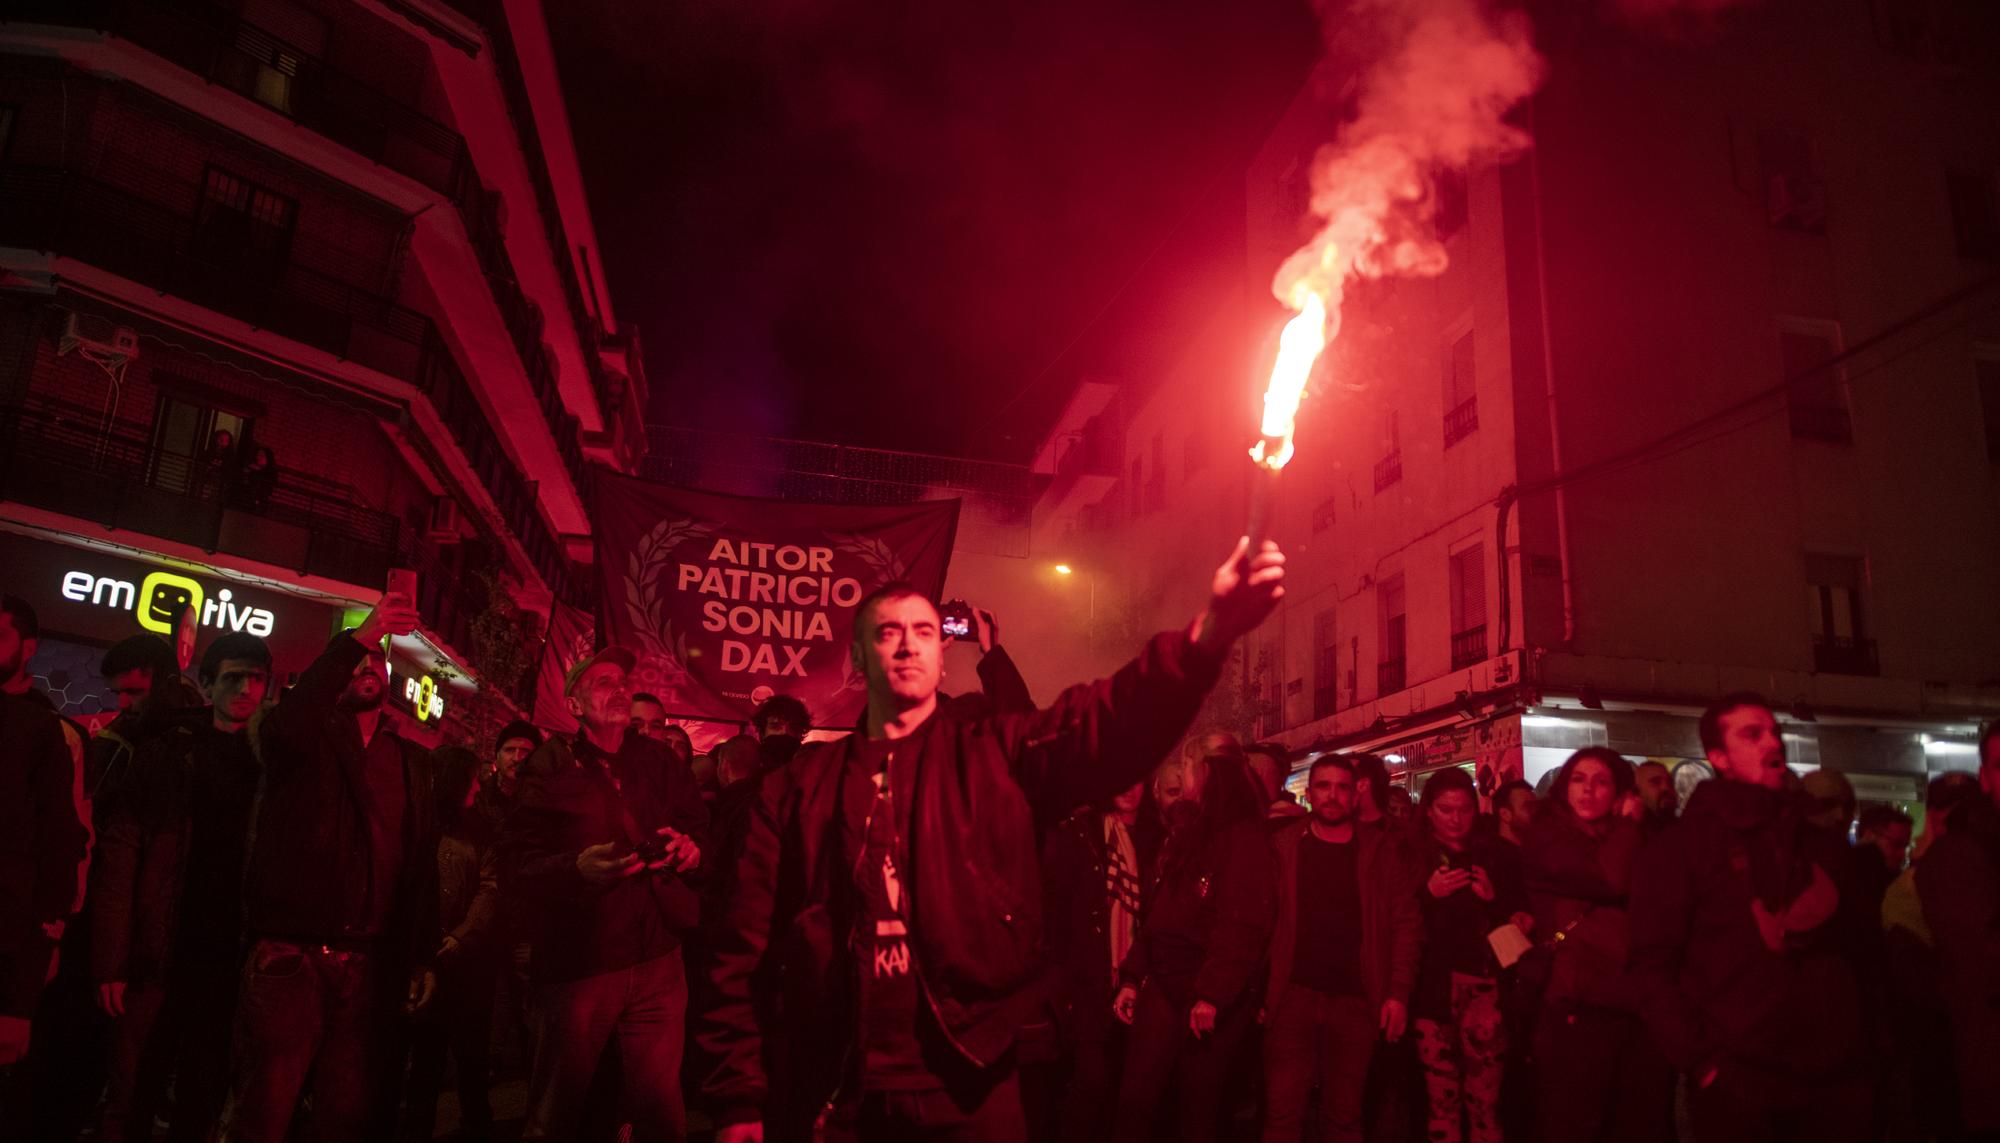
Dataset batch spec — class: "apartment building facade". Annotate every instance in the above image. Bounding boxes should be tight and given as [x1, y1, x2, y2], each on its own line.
[0, 0, 644, 742]
[1031, 0, 2000, 813]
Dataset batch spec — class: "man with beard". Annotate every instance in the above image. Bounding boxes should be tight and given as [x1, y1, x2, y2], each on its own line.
[702, 536, 1285, 1143]
[227, 594, 439, 1142]
[89, 632, 269, 1143]
[1628, 693, 1871, 1142]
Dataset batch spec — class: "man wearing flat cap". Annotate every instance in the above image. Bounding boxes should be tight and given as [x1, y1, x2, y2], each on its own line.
[502, 645, 709, 1141]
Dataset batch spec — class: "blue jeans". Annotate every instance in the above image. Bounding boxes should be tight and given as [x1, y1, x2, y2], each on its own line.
[526, 950, 687, 1142]
[224, 939, 393, 1143]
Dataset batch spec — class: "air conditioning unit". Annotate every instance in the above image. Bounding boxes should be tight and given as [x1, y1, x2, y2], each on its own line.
[59, 311, 140, 359]
[427, 496, 463, 541]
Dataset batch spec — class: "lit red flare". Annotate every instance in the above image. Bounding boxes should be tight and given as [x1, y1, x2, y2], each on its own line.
[1249, 289, 1329, 472]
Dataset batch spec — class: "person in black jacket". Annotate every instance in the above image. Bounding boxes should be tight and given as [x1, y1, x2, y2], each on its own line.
[1409, 767, 1528, 1143]
[1040, 781, 1156, 1143]
[504, 645, 709, 1142]
[699, 538, 1286, 1143]
[1523, 747, 1672, 1143]
[1110, 745, 1277, 1143]
[1914, 721, 2000, 1138]
[1627, 693, 1873, 1143]
[228, 592, 439, 1143]
[0, 594, 89, 1066]
[91, 632, 268, 1143]
[402, 747, 502, 1143]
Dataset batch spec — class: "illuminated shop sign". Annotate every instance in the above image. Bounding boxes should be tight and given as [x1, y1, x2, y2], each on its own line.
[60, 568, 277, 636]
[400, 671, 446, 723]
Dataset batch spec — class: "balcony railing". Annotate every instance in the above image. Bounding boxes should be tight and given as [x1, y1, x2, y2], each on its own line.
[1443, 397, 1479, 448]
[1450, 624, 1488, 671]
[1812, 633, 1879, 676]
[1377, 659, 1407, 695]
[1, 397, 400, 586]
[1789, 402, 1853, 444]
[1374, 451, 1403, 492]
[7, 0, 467, 197]
[0, 164, 583, 606]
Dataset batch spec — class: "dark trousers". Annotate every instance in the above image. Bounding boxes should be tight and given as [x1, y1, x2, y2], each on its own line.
[1055, 1029, 1125, 1143]
[101, 958, 239, 1143]
[1689, 1069, 1872, 1143]
[822, 1071, 1026, 1143]
[1532, 1005, 1673, 1143]
[1, 923, 107, 1143]
[1111, 984, 1258, 1143]
[1261, 988, 1377, 1143]
[525, 950, 686, 1143]
[401, 960, 496, 1141]
[225, 938, 394, 1143]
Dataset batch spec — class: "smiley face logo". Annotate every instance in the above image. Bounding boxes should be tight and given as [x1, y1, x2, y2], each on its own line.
[137, 571, 204, 636]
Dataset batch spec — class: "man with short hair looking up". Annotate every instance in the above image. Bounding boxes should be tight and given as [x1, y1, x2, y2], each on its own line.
[702, 537, 1285, 1142]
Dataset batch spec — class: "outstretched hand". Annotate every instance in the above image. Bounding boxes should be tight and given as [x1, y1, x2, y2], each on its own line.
[1198, 537, 1286, 650]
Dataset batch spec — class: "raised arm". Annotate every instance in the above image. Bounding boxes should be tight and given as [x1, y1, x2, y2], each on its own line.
[257, 593, 417, 776]
[1006, 538, 1285, 817]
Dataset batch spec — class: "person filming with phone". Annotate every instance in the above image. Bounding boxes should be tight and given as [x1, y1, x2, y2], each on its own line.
[502, 644, 709, 1142]
[226, 590, 439, 1142]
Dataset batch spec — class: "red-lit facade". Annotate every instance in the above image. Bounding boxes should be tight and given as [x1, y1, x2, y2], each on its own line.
[0, 0, 643, 742]
[1031, 4, 2000, 815]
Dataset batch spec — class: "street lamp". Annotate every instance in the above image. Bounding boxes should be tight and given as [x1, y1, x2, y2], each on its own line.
[1053, 564, 1073, 575]
[1052, 561, 1093, 619]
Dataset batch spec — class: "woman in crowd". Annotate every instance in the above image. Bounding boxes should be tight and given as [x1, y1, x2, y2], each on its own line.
[1410, 767, 1528, 1143]
[1523, 747, 1673, 1143]
[1110, 743, 1276, 1143]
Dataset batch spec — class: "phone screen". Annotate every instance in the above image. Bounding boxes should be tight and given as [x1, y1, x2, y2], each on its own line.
[386, 568, 419, 600]
[941, 616, 971, 638]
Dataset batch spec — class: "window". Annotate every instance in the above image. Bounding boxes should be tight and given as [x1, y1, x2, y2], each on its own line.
[1780, 323, 1851, 443]
[1449, 544, 1487, 669]
[1434, 168, 1468, 240]
[1312, 495, 1337, 535]
[1443, 330, 1478, 447]
[1378, 574, 1406, 694]
[149, 390, 253, 499]
[1374, 412, 1403, 492]
[1313, 608, 1337, 720]
[192, 166, 296, 279]
[1146, 432, 1165, 512]
[1979, 358, 2000, 462]
[1182, 423, 1210, 477]
[1806, 553, 1875, 675]
[1759, 129, 1826, 235]
[1947, 169, 2000, 261]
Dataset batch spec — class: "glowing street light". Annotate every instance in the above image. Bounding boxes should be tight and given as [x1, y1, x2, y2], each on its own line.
[1053, 563, 1074, 575]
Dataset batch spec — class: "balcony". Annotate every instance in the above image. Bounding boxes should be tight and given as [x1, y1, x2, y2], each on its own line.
[1789, 403, 1853, 444]
[1374, 451, 1403, 493]
[6, 0, 467, 197]
[1377, 659, 1407, 695]
[1812, 633, 1879, 676]
[0, 164, 582, 605]
[1443, 397, 1479, 448]
[1450, 624, 1488, 671]
[1, 396, 400, 586]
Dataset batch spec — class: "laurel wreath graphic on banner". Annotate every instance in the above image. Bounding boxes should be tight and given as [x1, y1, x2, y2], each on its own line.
[625, 518, 713, 669]
[828, 531, 908, 693]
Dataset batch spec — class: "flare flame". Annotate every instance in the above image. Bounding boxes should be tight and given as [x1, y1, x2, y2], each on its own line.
[1250, 290, 1329, 472]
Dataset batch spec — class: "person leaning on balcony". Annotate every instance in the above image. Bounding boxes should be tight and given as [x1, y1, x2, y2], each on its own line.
[227, 593, 441, 1143]
[698, 536, 1286, 1143]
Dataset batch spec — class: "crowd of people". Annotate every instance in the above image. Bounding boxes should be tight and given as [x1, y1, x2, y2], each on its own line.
[0, 530, 1996, 1143]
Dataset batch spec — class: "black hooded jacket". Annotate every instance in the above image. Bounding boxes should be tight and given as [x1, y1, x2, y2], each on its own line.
[1627, 778, 1869, 1094]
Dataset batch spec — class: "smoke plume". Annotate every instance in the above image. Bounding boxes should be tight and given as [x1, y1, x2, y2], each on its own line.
[1273, 0, 1542, 325]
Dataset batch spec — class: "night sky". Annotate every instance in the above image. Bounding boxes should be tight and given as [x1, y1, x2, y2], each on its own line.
[547, 1, 1319, 461]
